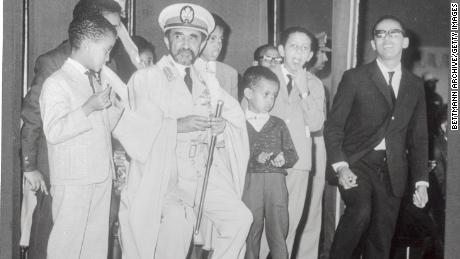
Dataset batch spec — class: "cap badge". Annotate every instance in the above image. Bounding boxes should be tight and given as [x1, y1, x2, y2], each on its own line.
[180, 5, 194, 24]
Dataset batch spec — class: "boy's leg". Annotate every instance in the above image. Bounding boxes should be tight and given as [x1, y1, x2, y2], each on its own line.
[264, 174, 289, 259]
[297, 137, 327, 258]
[47, 184, 96, 259]
[242, 173, 265, 259]
[80, 179, 113, 258]
[258, 169, 309, 259]
[285, 169, 309, 256]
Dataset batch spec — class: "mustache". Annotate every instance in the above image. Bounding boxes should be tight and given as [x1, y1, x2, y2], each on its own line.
[177, 48, 196, 57]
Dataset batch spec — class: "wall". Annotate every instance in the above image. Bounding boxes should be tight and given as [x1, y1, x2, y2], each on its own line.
[283, 0, 333, 36]
[28, 0, 79, 87]
[134, 0, 267, 73]
[1, 0, 25, 258]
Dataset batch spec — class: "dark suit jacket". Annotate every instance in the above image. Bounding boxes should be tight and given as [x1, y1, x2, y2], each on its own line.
[324, 60, 428, 196]
[21, 41, 71, 179]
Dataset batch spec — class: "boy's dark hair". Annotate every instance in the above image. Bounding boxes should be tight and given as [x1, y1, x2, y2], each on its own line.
[73, 0, 122, 20]
[371, 15, 406, 37]
[68, 14, 117, 49]
[242, 66, 280, 89]
[132, 35, 156, 59]
[253, 44, 277, 61]
[279, 26, 318, 54]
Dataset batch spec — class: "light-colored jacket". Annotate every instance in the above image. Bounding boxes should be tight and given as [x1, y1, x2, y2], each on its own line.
[40, 59, 126, 185]
[216, 61, 239, 100]
[270, 65, 325, 171]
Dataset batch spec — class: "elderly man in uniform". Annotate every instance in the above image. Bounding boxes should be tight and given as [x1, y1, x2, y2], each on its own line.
[115, 3, 252, 259]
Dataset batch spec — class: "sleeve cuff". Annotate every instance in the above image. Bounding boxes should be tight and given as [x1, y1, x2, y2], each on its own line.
[332, 161, 349, 173]
[415, 181, 429, 188]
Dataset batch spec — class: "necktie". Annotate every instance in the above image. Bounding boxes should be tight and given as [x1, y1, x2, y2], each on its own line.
[388, 71, 396, 105]
[85, 70, 102, 93]
[286, 74, 293, 95]
[184, 67, 193, 94]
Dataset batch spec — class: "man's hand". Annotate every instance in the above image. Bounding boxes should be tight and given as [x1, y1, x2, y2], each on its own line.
[337, 166, 358, 190]
[24, 170, 48, 195]
[271, 152, 286, 167]
[210, 117, 226, 135]
[413, 185, 428, 208]
[82, 86, 112, 116]
[177, 115, 211, 133]
[257, 152, 273, 164]
[293, 69, 309, 93]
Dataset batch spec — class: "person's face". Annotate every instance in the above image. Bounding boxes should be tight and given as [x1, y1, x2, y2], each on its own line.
[245, 78, 279, 113]
[371, 19, 409, 62]
[164, 28, 205, 66]
[201, 26, 224, 61]
[86, 33, 116, 72]
[102, 11, 121, 28]
[278, 32, 313, 74]
[259, 48, 282, 70]
[313, 50, 328, 71]
[140, 50, 155, 67]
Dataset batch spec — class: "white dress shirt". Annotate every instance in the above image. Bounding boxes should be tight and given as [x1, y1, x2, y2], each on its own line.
[374, 58, 402, 150]
[245, 109, 270, 132]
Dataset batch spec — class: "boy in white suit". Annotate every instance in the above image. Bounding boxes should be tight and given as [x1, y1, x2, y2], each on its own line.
[40, 13, 125, 259]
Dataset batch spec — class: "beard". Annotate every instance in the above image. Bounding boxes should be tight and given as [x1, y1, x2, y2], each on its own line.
[172, 48, 197, 66]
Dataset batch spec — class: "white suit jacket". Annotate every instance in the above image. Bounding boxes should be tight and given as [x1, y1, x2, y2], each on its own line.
[40, 59, 126, 185]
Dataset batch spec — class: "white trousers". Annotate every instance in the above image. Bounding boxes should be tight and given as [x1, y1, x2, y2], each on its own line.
[296, 136, 326, 259]
[47, 179, 112, 259]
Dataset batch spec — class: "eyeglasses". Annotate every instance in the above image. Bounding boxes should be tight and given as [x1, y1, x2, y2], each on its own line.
[373, 29, 405, 39]
[259, 55, 283, 64]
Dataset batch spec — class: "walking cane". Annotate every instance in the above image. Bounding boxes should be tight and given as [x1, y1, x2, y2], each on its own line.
[194, 100, 224, 235]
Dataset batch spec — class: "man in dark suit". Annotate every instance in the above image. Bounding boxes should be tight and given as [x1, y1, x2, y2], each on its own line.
[324, 15, 429, 259]
[20, 1, 129, 258]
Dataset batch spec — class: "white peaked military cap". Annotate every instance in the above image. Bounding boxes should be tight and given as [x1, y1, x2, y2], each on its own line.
[158, 3, 215, 36]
